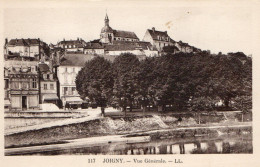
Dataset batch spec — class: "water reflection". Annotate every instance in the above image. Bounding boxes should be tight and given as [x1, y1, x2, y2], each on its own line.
[31, 134, 252, 155]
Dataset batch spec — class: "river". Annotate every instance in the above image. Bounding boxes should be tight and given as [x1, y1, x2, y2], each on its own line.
[20, 133, 252, 155]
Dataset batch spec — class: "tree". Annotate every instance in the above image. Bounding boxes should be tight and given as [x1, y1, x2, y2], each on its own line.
[138, 57, 158, 113]
[75, 56, 113, 116]
[112, 53, 140, 116]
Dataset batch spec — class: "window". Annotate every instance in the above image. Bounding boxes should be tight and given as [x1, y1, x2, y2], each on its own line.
[64, 87, 68, 95]
[50, 83, 54, 90]
[65, 68, 67, 72]
[22, 82, 29, 89]
[46, 74, 49, 79]
[32, 78, 37, 88]
[4, 79, 8, 89]
[44, 84, 47, 90]
[72, 87, 76, 95]
[11, 81, 19, 89]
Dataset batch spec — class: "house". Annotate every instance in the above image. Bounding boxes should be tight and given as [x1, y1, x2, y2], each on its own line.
[175, 41, 194, 53]
[104, 41, 158, 57]
[38, 62, 59, 105]
[100, 14, 139, 44]
[143, 27, 174, 52]
[57, 38, 87, 53]
[4, 38, 49, 59]
[57, 54, 94, 107]
[84, 40, 105, 55]
[4, 59, 40, 111]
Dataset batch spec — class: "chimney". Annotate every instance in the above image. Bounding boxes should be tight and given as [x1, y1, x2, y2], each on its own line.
[63, 38, 65, 41]
[5, 38, 8, 44]
[77, 37, 79, 41]
[152, 27, 155, 32]
[165, 31, 167, 34]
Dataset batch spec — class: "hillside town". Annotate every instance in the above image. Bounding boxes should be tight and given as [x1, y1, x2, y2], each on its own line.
[4, 13, 252, 156]
[4, 14, 201, 111]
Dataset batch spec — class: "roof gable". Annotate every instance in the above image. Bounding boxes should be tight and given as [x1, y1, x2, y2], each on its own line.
[147, 29, 170, 40]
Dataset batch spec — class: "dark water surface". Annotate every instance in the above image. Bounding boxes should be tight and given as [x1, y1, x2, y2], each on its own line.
[28, 134, 252, 155]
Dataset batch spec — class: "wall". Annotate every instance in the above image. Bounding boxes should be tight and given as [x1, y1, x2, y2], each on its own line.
[40, 81, 57, 94]
[107, 50, 144, 56]
[7, 46, 30, 57]
[84, 49, 105, 55]
[29, 45, 39, 57]
[57, 66, 82, 106]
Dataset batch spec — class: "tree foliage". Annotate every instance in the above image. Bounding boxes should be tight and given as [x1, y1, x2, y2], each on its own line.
[75, 56, 113, 115]
[75, 51, 252, 114]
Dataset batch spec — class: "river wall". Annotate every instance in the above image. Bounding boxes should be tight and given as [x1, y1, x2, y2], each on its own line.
[5, 115, 252, 148]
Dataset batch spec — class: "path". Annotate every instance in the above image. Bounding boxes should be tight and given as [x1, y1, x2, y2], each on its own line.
[5, 107, 121, 135]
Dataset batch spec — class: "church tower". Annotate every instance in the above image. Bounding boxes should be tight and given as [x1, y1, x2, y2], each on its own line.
[100, 13, 114, 44]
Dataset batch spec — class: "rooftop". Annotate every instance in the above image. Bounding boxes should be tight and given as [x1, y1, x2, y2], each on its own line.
[60, 54, 94, 66]
[113, 30, 139, 39]
[7, 38, 43, 46]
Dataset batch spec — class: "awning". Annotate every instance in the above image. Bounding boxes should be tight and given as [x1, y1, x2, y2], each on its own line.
[43, 94, 59, 101]
[65, 96, 83, 104]
[4, 99, 11, 106]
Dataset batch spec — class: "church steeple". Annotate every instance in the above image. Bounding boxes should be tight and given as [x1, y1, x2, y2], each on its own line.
[105, 13, 109, 26]
[100, 12, 113, 44]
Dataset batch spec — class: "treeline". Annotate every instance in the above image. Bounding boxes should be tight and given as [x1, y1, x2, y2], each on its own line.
[75, 52, 252, 115]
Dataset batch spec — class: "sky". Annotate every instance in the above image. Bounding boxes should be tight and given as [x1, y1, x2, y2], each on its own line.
[2, 0, 259, 55]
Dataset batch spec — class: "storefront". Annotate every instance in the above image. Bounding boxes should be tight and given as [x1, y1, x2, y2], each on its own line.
[10, 91, 39, 111]
[42, 94, 59, 105]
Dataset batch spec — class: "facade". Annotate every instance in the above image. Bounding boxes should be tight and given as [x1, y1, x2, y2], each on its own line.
[4, 59, 40, 111]
[57, 54, 94, 107]
[143, 27, 174, 52]
[84, 41, 105, 55]
[57, 38, 87, 53]
[175, 41, 194, 53]
[104, 41, 158, 57]
[100, 14, 139, 44]
[38, 62, 59, 105]
[4, 38, 49, 59]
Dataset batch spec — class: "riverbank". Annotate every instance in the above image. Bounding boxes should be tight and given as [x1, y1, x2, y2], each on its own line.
[5, 123, 252, 155]
[5, 112, 252, 148]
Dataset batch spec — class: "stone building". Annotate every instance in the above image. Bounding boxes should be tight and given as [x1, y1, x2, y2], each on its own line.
[84, 40, 105, 55]
[57, 54, 93, 107]
[4, 38, 49, 59]
[100, 14, 139, 44]
[38, 62, 59, 105]
[104, 41, 158, 57]
[4, 59, 40, 111]
[143, 27, 174, 52]
[57, 38, 87, 53]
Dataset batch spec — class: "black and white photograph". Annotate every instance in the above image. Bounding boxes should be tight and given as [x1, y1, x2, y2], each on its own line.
[1, 0, 259, 165]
